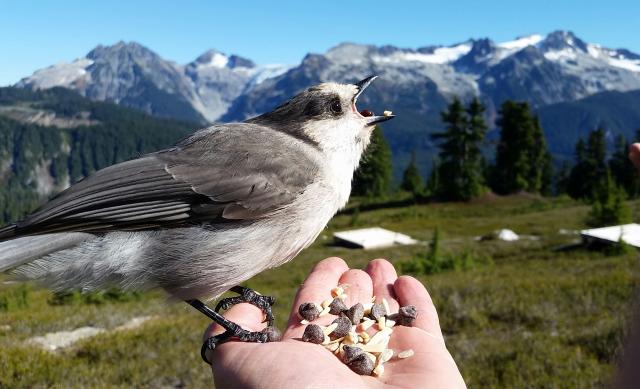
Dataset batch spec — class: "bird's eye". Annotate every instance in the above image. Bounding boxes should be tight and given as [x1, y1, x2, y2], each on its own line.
[330, 100, 342, 115]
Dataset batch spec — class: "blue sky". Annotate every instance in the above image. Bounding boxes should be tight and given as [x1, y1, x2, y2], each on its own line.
[1, 0, 638, 86]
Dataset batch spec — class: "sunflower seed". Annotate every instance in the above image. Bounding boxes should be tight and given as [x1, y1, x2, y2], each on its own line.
[298, 302, 320, 321]
[342, 302, 362, 324]
[370, 303, 386, 321]
[342, 344, 364, 363]
[331, 286, 344, 298]
[302, 324, 324, 344]
[357, 318, 375, 332]
[397, 305, 418, 326]
[398, 349, 415, 359]
[330, 315, 352, 338]
[348, 353, 375, 375]
[329, 298, 348, 315]
[323, 323, 339, 336]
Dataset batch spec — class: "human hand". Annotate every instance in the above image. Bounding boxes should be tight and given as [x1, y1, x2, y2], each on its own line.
[203, 257, 466, 388]
[629, 143, 640, 172]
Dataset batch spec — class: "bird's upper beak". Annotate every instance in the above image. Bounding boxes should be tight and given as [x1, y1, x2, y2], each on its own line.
[353, 75, 395, 126]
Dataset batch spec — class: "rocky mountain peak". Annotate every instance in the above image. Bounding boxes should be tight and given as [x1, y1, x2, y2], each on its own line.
[540, 30, 588, 52]
[86, 41, 160, 62]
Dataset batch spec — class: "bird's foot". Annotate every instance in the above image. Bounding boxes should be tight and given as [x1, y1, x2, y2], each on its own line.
[186, 298, 280, 365]
[200, 325, 281, 364]
[215, 286, 276, 327]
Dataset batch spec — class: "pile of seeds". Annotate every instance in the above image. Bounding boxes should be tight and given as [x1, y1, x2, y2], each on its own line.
[297, 285, 417, 377]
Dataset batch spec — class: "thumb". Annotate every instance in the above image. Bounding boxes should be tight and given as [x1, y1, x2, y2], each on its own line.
[628, 143, 640, 172]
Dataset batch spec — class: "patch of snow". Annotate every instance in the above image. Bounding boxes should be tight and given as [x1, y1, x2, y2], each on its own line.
[246, 64, 293, 85]
[587, 44, 601, 58]
[494, 34, 544, 61]
[30, 327, 104, 351]
[606, 56, 640, 72]
[22, 58, 93, 89]
[544, 48, 577, 61]
[585, 45, 640, 72]
[28, 316, 155, 352]
[494, 229, 519, 241]
[390, 44, 472, 64]
[498, 34, 543, 50]
[202, 52, 229, 69]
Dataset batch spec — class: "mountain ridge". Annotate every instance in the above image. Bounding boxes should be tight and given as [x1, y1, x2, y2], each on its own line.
[0, 86, 196, 224]
[14, 31, 640, 177]
[17, 31, 640, 125]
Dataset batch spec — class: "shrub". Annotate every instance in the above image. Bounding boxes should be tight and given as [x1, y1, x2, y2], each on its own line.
[586, 170, 631, 227]
[402, 228, 493, 275]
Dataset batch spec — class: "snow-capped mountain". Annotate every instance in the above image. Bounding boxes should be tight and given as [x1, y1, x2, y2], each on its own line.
[225, 31, 640, 122]
[475, 31, 640, 108]
[17, 42, 291, 123]
[218, 30, 640, 177]
[15, 31, 640, 177]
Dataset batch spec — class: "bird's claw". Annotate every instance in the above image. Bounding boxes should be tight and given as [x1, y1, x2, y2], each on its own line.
[215, 286, 276, 327]
[201, 326, 280, 365]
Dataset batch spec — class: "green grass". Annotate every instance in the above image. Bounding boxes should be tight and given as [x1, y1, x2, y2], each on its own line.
[1, 194, 638, 387]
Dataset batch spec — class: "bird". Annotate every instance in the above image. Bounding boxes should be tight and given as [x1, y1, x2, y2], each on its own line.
[0, 75, 394, 360]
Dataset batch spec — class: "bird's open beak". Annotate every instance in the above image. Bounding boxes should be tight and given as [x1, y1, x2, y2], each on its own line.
[353, 75, 395, 126]
[354, 75, 378, 102]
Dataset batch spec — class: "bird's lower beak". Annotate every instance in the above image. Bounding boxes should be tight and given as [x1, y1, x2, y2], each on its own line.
[353, 75, 396, 126]
[364, 114, 395, 126]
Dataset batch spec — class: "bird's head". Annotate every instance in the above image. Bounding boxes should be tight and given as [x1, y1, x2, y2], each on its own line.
[249, 75, 394, 153]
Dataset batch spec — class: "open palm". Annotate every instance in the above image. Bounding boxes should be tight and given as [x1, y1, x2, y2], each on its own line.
[204, 257, 466, 388]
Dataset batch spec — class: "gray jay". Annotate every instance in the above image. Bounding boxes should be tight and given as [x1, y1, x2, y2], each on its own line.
[0, 75, 394, 360]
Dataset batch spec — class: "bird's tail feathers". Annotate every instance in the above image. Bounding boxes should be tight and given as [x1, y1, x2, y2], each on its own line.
[0, 232, 93, 273]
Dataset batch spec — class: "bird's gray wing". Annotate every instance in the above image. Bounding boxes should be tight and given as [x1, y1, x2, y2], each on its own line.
[10, 123, 319, 237]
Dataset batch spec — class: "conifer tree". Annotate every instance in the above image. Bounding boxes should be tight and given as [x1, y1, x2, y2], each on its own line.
[432, 97, 487, 200]
[352, 126, 393, 197]
[491, 101, 552, 195]
[567, 128, 608, 200]
[401, 151, 423, 196]
[425, 159, 440, 197]
[609, 133, 639, 198]
[532, 118, 554, 195]
[555, 161, 572, 196]
[586, 168, 631, 227]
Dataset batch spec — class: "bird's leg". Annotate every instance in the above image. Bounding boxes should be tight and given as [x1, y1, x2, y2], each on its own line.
[215, 285, 276, 327]
[186, 298, 280, 365]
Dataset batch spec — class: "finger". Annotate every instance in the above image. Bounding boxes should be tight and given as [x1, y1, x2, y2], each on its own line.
[337, 268, 373, 308]
[394, 275, 444, 340]
[284, 257, 349, 337]
[203, 302, 267, 341]
[629, 143, 640, 171]
[365, 258, 399, 313]
[201, 301, 268, 364]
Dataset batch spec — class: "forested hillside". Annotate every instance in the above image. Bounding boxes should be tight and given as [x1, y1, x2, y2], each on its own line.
[0, 87, 197, 224]
[537, 89, 640, 159]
